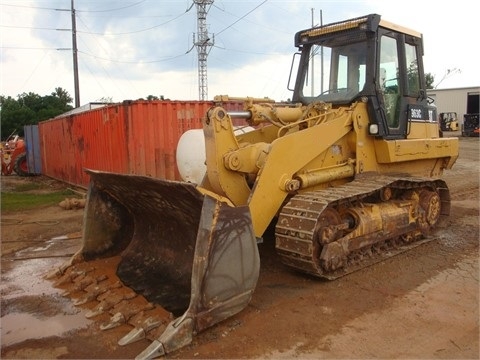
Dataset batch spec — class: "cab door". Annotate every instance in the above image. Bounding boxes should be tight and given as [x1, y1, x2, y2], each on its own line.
[377, 29, 425, 139]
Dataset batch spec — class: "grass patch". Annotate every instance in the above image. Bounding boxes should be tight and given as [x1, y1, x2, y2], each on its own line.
[1, 190, 77, 212]
[12, 182, 44, 192]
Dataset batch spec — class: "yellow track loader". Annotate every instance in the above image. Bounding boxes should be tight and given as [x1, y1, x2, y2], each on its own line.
[49, 14, 458, 359]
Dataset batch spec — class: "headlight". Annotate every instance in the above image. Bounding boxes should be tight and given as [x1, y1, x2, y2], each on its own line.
[369, 124, 379, 135]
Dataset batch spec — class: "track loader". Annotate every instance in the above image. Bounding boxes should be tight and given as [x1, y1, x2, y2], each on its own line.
[49, 14, 458, 359]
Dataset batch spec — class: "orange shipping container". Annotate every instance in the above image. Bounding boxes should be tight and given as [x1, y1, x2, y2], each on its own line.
[39, 99, 244, 188]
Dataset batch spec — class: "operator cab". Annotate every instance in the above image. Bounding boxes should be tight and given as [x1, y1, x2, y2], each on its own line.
[290, 14, 435, 140]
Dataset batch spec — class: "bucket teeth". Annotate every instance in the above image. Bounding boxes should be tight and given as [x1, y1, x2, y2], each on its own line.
[118, 317, 163, 346]
[48, 264, 94, 282]
[73, 281, 121, 306]
[62, 274, 108, 296]
[100, 312, 126, 330]
[73, 292, 100, 306]
[85, 291, 137, 319]
[62, 278, 93, 296]
[135, 340, 165, 360]
[118, 328, 146, 346]
[100, 302, 156, 331]
[53, 268, 87, 286]
[85, 298, 115, 319]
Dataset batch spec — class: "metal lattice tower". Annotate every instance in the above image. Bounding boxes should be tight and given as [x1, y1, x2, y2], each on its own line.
[193, 0, 214, 100]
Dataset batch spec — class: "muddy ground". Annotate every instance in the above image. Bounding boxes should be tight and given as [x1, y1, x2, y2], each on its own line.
[1, 134, 479, 359]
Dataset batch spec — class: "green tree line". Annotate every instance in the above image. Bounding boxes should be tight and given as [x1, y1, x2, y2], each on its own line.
[0, 87, 73, 140]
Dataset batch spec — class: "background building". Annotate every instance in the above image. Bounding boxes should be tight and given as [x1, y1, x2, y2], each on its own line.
[427, 87, 480, 124]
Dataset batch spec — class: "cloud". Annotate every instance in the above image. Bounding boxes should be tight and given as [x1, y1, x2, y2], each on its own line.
[1, 0, 478, 105]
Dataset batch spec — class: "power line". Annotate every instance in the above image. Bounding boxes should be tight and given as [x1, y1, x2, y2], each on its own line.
[75, 16, 143, 100]
[76, 0, 147, 13]
[17, 51, 50, 95]
[213, 0, 283, 35]
[0, 0, 147, 12]
[0, 3, 59, 10]
[78, 50, 187, 64]
[216, 0, 268, 36]
[75, 14, 188, 64]
[0, 24, 63, 31]
[1, 9, 192, 36]
[76, 10, 190, 35]
[2, 0, 275, 103]
[0, 46, 59, 50]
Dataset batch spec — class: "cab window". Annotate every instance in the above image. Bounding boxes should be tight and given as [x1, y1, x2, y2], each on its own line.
[405, 43, 420, 96]
[379, 35, 400, 128]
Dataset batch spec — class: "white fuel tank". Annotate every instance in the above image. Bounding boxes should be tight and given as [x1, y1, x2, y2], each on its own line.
[176, 127, 254, 184]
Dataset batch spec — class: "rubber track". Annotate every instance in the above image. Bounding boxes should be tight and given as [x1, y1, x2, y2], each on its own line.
[275, 174, 449, 279]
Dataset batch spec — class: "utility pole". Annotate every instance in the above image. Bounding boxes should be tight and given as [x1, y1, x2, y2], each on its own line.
[193, 0, 214, 101]
[319, 9, 323, 94]
[71, 0, 80, 107]
[310, 9, 324, 96]
[310, 8, 314, 96]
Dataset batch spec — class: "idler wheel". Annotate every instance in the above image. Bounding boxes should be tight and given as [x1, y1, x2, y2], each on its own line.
[315, 208, 342, 245]
[418, 190, 441, 234]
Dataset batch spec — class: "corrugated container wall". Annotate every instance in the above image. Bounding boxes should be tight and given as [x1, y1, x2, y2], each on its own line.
[24, 125, 42, 174]
[39, 100, 245, 188]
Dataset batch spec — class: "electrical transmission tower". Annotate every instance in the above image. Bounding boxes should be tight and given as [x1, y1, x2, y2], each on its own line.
[193, 0, 214, 100]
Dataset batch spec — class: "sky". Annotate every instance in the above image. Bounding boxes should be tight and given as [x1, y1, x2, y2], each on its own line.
[1, 0, 479, 106]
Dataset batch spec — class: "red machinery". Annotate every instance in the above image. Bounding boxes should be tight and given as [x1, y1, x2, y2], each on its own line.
[1, 135, 31, 176]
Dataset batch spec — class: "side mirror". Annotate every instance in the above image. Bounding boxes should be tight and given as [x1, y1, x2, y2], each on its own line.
[287, 52, 301, 91]
[418, 89, 427, 101]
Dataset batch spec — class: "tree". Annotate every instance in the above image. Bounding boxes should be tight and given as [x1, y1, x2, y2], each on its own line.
[0, 88, 73, 139]
[146, 95, 165, 101]
[425, 73, 435, 89]
[407, 63, 435, 92]
[52, 87, 73, 105]
[0, 95, 35, 139]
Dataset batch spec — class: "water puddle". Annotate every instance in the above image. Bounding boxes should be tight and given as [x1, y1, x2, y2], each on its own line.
[1, 237, 91, 347]
[13, 237, 80, 261]
[1, 257, 64, 299]
[1, 311, 90, 347]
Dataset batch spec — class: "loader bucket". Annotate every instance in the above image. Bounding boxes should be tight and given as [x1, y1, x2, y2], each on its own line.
[73, 170, 260, 357]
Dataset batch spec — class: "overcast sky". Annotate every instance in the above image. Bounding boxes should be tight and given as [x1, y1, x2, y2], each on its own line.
[1, 0, 479, 106]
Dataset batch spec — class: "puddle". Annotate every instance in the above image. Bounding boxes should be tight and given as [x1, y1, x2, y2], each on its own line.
[1, 237, 80, 299]
[1, 311, 90, 347]
[1, 238, 91, 347]
[13, 237, 80, 260]
[1, 257, 64, 299]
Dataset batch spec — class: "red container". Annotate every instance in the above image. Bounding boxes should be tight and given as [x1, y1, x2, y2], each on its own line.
[39, 99, 246, 188]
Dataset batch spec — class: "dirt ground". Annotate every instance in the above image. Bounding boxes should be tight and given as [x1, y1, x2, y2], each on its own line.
[1, 134, 479, 359]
